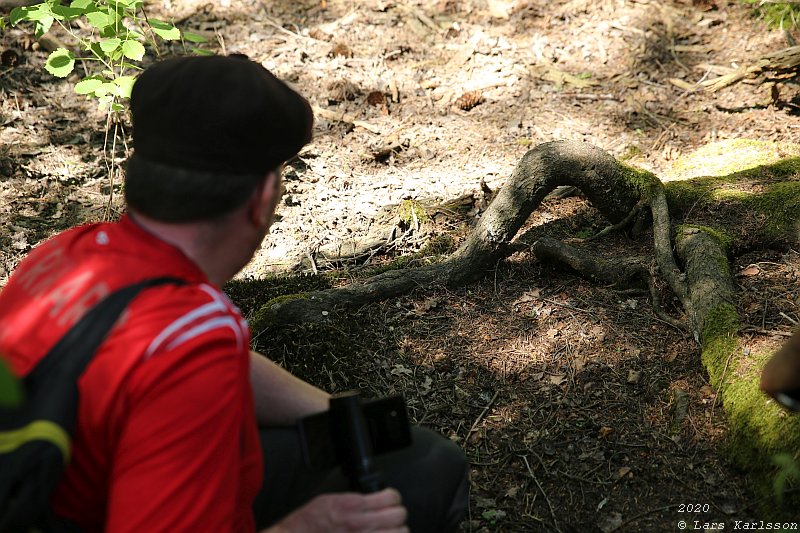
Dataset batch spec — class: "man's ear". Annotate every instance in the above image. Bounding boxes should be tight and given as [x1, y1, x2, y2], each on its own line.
[248, 170, 280, 227]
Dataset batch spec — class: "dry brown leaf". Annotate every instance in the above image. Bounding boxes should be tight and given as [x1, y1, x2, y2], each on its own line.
[512, 289, 540, 306]
[367, 91, 387, 106]
[549, 374, 566, 386]
[391, 364, 412, 377]
[590, 325, 606, 342]
[598, 512, 623, 533]
[739, 265, 761, 277]
[598, 426, 614, 438]
[327, 79, 360, 103]
[616, 466, 632, 479]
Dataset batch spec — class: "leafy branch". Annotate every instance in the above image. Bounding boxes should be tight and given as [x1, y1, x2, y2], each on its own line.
[9, 0, 208, 111]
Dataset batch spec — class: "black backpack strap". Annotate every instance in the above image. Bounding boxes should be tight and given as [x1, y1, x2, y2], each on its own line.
[30, 277, 186, 381]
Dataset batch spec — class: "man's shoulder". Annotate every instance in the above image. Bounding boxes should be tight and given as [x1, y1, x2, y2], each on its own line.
[119, 281, 249, 361]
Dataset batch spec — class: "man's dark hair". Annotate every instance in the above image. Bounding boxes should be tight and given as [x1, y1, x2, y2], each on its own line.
[125, 55, 313, 222]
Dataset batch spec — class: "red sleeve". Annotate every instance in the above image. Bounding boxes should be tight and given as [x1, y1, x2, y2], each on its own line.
[105, 332, 249, 533]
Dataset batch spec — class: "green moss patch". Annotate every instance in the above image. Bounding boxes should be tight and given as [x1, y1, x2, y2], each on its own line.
[667, 139, 800, 181]
[676, 224, 735, 254]
[249, 293, 310, 333]
[398, 199, 431, 226]
[699, 303, 800, 515]
[663, 155, 800, 244]
[618, 162, 661, 198]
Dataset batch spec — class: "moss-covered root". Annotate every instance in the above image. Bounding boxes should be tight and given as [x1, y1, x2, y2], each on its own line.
[702, 305, 800, 517]
[675, 225, 735, 338]
[674, 225, 800, 514]
[249, 293, 310, 333]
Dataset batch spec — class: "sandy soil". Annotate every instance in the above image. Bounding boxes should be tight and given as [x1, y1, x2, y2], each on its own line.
[3, 0, 800, 530]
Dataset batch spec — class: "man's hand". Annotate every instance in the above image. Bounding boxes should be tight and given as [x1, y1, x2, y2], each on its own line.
[761, 327, 800, 397]
[265, 488, 408, 533]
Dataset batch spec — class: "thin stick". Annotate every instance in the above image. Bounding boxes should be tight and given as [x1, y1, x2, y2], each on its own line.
[586, 197, 647, 242]
[521, 455, 561, 532]
[780, 311, 798, 325]
[312, 105, 382, 134]
[711, 347, 737, 412]
[306, 249, 319, 275]
[618, 504, 681, 528]
[467, 390, 499, 436]
[262, 16, 317, 42]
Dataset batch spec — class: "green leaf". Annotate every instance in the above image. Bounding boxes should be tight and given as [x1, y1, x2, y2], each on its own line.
[110, 102, 125, 112]
[85, 9, 111, 29]
[88, 42, 105, 57]
[33, 3, 55, 20]
[34, 15, 54, 38]
[191, 47, 214, 56]
[70, 0, 94, 9]
[94, 81, 116, 97]
[182, 30, 207, 43]
[44, 47, 74, 77]
[97, 93, 115, 110]
[17, 5, 51, 23]
[51, 4, 84, 19]
[120, 61, 142, 69]
[99, 25, 118, 38]
[74, 77, 104, 95]
[10, 6, 34, 25]
[0, 359, 23, 408]
[121, 39, 145, 61]
[149, 19, 180, 40]
[98, 37, 121, 54]
[113, 75, 135, 98]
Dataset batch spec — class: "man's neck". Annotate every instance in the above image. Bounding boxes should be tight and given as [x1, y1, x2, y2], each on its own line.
[128, 212, 241, 286]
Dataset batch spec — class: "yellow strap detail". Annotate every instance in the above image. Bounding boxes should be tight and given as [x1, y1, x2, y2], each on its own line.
[0, 420, 71, 462]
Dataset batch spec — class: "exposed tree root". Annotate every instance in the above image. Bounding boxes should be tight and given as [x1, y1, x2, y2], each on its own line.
[253, 139, 739, 349]
[530, 237, 688, 332]
[583, 197, 647, 243]
[252, 140, 644, 330]
[530, 237, 647, 291]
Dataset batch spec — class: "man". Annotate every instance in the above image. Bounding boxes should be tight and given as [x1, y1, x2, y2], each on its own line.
[0, 55, 468, 532]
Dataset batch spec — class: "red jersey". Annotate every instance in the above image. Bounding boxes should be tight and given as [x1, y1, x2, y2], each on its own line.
[0, 215, 262, 533]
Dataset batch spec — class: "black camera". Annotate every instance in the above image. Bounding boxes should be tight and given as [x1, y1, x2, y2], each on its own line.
[297, 392, 412, 492]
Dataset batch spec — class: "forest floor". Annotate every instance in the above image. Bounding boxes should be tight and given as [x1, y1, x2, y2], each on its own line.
[3, 0, 800, 530]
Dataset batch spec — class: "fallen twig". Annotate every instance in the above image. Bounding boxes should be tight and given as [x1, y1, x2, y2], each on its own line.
[312, 105, 382, 134]
[521, 455, 561, 533]
[467, 390, 499, 436]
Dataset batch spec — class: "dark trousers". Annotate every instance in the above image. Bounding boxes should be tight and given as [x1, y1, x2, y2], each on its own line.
[252, 426, 469, 533]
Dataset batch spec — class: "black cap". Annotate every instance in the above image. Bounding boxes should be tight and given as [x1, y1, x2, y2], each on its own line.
[130, 55, 313, 177]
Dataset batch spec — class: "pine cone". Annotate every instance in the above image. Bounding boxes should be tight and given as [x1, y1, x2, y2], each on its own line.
[330, 43, 353, 58]
[454, 90, 484, 111]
